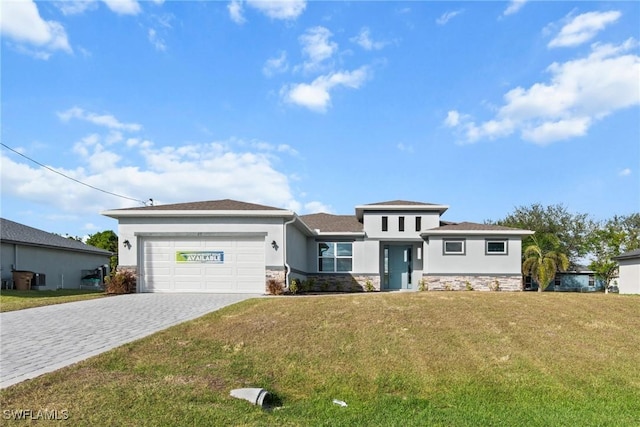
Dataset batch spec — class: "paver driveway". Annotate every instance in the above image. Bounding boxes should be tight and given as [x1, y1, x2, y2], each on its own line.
[0, 293, 258, 389]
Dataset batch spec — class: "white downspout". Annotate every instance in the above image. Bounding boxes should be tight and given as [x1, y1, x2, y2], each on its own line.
[283, 215, 296, 288]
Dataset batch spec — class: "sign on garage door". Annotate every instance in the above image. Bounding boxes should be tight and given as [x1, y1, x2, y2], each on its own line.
[141, 236, 265, 293]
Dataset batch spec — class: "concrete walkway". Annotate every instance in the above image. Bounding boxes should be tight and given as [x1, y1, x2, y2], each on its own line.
[0, 293, 258, 389]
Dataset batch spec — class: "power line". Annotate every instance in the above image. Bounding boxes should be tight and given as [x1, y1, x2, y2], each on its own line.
[1, 142, 148, 205]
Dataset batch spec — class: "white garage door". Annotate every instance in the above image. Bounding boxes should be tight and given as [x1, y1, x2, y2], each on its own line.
[141, 236, 265, 293]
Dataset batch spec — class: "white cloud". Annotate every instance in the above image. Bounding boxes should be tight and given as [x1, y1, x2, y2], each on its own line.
[549, 10, 621, 48]
[148, 28, 166, 51]
[0, 136, 305, 215]
[444, 110, 460, 127]
[228, 0, 246, 24]
[246, 0, 306, 20]
[618, 168, 632, 177]
[303, 201, 332, 214]
[0, 0, 72, 58]
[263, 51, 289, 77]
[445, 39, 640, 145]
[56, 0, 98, 16]
[58, 107, 142, 132]
[503, 0, 527, 17]
[350, 27, 387, 50]
[101, 0, 141, 15]
[299, 26, 338, 73]
[281, 66, 370, 112]
[436, 10, 463, 26]
[397, 143, 414, 153]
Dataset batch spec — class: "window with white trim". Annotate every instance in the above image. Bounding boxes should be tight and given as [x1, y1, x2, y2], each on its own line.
[318, 242, 353, 272]
[443, 239, 465, 255]
[485, 239, 507, 255]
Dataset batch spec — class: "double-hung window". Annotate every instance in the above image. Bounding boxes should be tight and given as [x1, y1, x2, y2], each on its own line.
[443, 239, 465, 255]
[485, 239, 507, 255]
[318, 242, 353, 272]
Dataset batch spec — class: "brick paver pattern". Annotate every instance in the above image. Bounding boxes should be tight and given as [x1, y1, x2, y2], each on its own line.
[0, 293, 258, 388]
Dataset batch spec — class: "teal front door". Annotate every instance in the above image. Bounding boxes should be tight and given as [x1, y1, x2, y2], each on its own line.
[387, 245, 412, 290]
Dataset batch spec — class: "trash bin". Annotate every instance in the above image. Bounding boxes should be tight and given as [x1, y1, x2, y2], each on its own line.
[12, 271, 34, 291]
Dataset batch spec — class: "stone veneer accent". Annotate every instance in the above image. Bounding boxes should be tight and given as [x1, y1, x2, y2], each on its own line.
[422, 275, 523, 291]
[265, 268, 286, 293]
[299, 274, 381, 292]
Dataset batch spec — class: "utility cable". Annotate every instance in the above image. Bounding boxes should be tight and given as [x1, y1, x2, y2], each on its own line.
[1, 142, 148, 205]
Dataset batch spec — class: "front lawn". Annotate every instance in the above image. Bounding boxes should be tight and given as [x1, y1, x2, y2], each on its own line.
[0, 289, 105, 312]
[1, 292, 639, 426]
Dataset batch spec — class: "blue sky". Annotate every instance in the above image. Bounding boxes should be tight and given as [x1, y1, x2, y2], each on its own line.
[1, 0, 639, 239]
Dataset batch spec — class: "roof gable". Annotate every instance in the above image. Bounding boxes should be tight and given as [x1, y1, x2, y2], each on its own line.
[0, 218, 112, 255]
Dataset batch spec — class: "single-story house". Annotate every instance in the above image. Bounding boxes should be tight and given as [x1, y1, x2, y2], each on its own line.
[524, 267, 605, 292]
[613, 249, 640, 294]
[0, 218, 112, 290]
[102, 199, 534, 293]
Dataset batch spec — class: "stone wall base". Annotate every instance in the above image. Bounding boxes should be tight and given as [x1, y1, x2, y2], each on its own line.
[423, 275, 523, 292]
[289, 274, 381, 292]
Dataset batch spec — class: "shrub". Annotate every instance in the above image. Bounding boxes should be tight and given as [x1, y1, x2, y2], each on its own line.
[320, 281, 329, 292]
[444, 283, 453, 291]
[490, 280, 501, 292]
[365, 279, 375, 292]
[465, 281, 474, 291]
[289, 279, 299, 295]
[267, 279, 284, 295]
[105, 270, 136, 294]
[335, 282, 343, 292]
[418, 279, 428, 292]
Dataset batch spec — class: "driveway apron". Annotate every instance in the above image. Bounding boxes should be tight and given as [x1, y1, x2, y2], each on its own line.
[0, 293, 258, 389]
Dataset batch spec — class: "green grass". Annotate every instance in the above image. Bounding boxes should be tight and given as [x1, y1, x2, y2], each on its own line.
[0, 289, 106, 312]
[1, 292, 639, 426]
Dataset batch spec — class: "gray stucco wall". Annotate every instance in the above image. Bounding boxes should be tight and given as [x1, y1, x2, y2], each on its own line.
[618, 257, 640, 294]
[363, 211, 440, 239]
[1, 242, 111, 290]
[285, 222, 309, 280]
[426, 236, 523, 275]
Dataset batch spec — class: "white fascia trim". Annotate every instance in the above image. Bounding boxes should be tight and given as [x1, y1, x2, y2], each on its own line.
[101, 209, 296, 219]
[421, 230, 535, 237]
[315, 232, 366, 237]
[355, 204, 449, 220]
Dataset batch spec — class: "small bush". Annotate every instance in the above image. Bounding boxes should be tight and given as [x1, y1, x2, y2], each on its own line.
[490, 280, 501, 292]
[105, 270, 136, 294]
[267, 279, 284, 295]
[289, 279, 299, 295]
[444, 283, 453, 291]
[335, 282, 343, 292]
[418, 279, 428, 292]
[320, 281, 329, 292]
[365, 279, 375, 292]
[465, 281, 474, 291]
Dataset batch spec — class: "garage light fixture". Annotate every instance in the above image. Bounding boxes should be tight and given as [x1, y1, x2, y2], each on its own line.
[123, 239, 131, 249]
[271, 240, 279, 250]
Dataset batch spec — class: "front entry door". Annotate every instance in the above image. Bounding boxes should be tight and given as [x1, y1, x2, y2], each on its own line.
[387, 245, 412, 290]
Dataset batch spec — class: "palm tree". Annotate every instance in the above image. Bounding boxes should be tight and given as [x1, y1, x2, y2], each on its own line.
[522, 234, 569, 292]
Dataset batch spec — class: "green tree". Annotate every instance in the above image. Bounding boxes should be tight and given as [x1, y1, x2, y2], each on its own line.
[86, 230, 118, 272]
[588, 214, 640, 293]
[522, 234, 570, 292]
[490, 204, 595, 268]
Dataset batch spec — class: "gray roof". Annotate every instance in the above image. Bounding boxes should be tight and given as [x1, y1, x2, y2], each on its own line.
[428, 222, 524, 231]
[613, 249, 640, 260]
[300, 213, 364, 233]
[0, 218, 112, 256]
[110, 199, 286, 212]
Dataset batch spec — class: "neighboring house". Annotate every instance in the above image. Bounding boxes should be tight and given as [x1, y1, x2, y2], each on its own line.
[0, 218, 112, 290]
[102, 199, 533, 293]
[524, 267, 605, 292]
[613, 249, 640, 294]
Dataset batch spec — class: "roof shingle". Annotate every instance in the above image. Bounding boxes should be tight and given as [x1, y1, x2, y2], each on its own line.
[0, 218, 112, 255]
[113, 199, 286, 212]
[300, 213, 363, 233]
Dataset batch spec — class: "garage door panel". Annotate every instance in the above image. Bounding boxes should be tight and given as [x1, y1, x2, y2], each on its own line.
[141, 236, 266, 293]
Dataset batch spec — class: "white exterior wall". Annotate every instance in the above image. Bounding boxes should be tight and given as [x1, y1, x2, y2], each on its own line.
[617, 258, 640, 294]
[363, 211, 440, 239]
[426, 236, 523, 275]
[117, 216, 285, 269]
